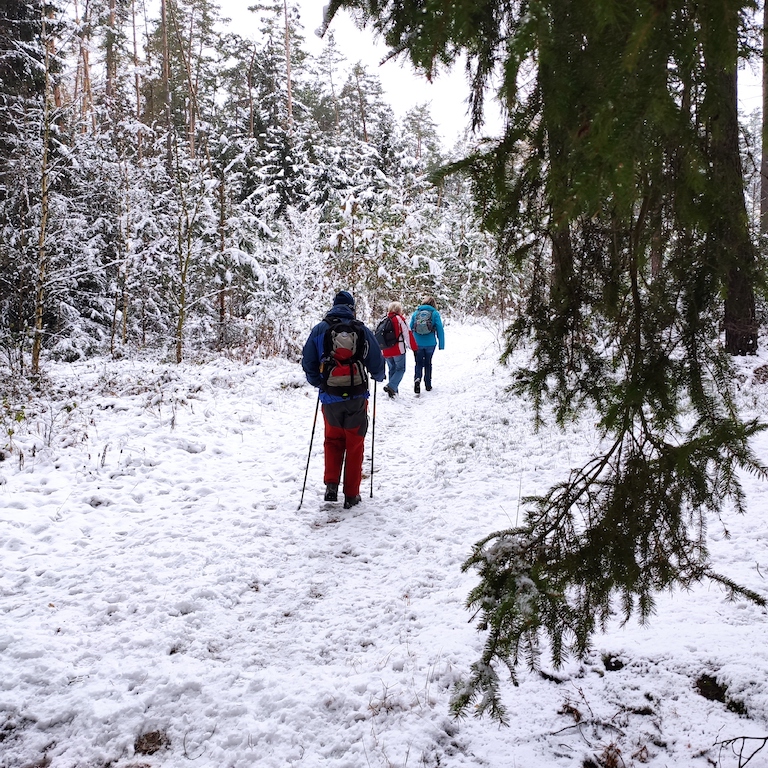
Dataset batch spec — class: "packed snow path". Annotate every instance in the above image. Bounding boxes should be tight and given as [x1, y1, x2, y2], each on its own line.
[1, 322, 768, 768]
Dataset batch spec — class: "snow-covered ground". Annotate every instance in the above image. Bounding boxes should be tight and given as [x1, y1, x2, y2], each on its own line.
[1, 322, 768, 768]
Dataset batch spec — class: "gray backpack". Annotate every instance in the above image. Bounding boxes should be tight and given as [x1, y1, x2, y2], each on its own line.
[413, 309, 434, 335]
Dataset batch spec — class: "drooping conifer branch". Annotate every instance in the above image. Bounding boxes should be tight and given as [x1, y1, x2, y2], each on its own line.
[328, 0, 768, 720]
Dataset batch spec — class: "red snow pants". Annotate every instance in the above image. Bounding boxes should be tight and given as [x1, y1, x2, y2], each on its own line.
[322, 397, 369, 497]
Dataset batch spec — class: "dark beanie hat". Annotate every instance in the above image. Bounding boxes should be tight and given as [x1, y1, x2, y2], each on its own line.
[333, 290, 355, 307]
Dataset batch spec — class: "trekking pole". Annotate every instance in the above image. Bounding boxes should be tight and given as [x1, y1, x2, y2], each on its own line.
[370, 380, 377, 498]
[298, 391, 321, 511]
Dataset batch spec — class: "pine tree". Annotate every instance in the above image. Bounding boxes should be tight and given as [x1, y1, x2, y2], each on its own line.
[309, 33, 346, 136]
[326, 0, 768, 721]
[30, 3, 68, 374]
[762, 0, 768, 238]
[701, 3, 759, 355]
[0, 0, 493, 363]
[0, 0, 52, 372]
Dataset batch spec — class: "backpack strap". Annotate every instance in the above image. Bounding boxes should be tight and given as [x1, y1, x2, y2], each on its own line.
[394, 314, 405, 345]
[321, 315, 339, 359]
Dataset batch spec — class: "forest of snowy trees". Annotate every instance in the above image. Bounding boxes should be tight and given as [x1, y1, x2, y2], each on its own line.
[6, 0, 768, 726]
[0, 0, 509, 374]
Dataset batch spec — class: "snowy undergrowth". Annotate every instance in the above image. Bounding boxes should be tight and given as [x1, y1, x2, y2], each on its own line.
[1, 322, 767, 768]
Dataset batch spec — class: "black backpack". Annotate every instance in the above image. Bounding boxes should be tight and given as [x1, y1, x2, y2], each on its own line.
[374, 315, 399, 349]
[320, 316, 369, 398]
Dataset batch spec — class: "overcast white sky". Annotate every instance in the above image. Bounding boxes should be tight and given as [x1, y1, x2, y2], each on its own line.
[740, 60, 762, 115]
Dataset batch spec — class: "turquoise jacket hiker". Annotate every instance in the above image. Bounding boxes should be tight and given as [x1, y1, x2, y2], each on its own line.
[410, 304, 445, 350]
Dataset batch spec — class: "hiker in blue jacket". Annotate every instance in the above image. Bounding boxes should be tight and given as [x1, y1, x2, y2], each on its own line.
[302, 291, 385, 509]
[410, 296, 445, 393]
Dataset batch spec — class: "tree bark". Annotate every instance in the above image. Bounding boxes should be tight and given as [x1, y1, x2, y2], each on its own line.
[708, 64, 758, 355]
[761, 0, 768, 236]
[131, 0, 143, 161]
[218, 174, 226, 346]
[354, 66, 368, 143]
[32, 8, 53, 375]
[161, 0, 172, 168]
[105, 0, 116, 101]
[283, 0, 293, 132]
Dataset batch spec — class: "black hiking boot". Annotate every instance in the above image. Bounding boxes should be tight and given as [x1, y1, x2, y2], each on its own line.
[383, 385, 395, 398]
[425, 384, 432, 391]
[414, 379, 421, 394]
[324, 483, 339, 502]
[343, 495, 361, 509]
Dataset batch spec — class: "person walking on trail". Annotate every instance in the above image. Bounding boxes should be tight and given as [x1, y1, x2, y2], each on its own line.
[302, 291, 386, 509]
[381, 301, 417, 399]
[410, 296, 445, 394]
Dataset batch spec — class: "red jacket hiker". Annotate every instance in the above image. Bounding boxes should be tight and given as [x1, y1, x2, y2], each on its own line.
[381, 312, 417, 358]
[381, 302, 416, 398]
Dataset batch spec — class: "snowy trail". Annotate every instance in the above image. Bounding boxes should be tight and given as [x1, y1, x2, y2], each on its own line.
[1, 322, 768, 768]
[233, 325, 523, 764]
